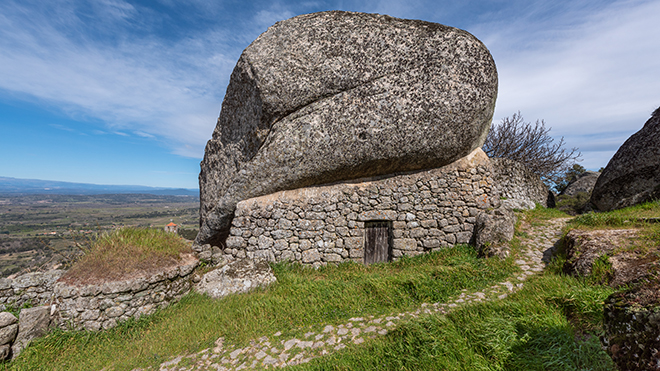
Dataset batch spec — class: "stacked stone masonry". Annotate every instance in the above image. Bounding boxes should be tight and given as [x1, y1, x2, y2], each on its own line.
[213, 149, 500, 266]
[490, 157, 551, 207]
[0, 270, 65, 311]
[0, 255, 198, 335]
[53, 256, 198, 331]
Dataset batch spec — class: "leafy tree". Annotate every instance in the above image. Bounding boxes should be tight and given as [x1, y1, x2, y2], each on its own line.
[483, 112, 582, 190]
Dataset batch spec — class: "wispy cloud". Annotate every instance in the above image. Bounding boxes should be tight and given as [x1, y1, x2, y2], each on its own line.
[1, 0, 658, 169]
[478, 0, 660, 155]
[0, 0, 238, 158]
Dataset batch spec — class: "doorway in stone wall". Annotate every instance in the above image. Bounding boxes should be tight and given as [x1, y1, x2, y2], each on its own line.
[364, 220, 392, 264]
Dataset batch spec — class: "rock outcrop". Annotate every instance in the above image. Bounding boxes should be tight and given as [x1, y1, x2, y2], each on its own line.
[195, 259, 276, 299]
[591, 107, 660, 211]
[561, 171, 600, 197]
[197, 11, 498, 246]
[563, 229, 658, 287]
[602, 277, 660, 370]
[471, 206, 516, 259]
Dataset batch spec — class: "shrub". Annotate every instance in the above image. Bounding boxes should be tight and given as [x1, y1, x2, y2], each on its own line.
[556, 192, 591, 215]
[483, 112, 581, 189]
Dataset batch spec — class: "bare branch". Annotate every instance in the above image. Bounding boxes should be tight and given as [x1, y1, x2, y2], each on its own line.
[483, 112, 582, 188]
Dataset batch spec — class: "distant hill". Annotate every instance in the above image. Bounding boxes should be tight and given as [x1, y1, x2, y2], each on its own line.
[0, 176, 198, 196]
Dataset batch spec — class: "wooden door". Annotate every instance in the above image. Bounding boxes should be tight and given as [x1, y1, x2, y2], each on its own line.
[364, 221, 391, 264]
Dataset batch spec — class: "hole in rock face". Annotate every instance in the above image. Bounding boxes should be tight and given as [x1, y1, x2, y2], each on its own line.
[357, 131, 368, 141]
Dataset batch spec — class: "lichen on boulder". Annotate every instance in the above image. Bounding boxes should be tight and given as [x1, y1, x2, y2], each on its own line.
[602, 275, 660, 370]
[197, 10, 498, 246]
[591, 106, 660, 211]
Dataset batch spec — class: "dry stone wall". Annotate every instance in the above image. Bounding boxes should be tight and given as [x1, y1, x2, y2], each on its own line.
[0, 254, 198, 336]
[202, 149, 500, 266]
[53, 255, 198, 331]
[490, 157, 552, 208]
[0, 270, 65, 311]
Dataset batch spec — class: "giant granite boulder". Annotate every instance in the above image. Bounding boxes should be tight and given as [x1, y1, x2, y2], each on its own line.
[197, 11, 498, 246]
[591, 107, 660, 211]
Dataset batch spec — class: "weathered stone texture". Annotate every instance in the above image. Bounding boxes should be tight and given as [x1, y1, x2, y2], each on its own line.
[591, 107, 660, 211]
[11, 306, 50, 359]
[563, 229, 657, 287]
[195, 259, 276, 299]
[602, 279, 660, 370]
[52, 254, 198, 332]
[471, 206, 516, 259]
[490, 157, 552, 208]
[200, 149, 499, 266]
[0, 270, 65, 311]
[198, 10, 498, 246]
[0, 312, 18, 351]
[561, 171, 600, 197]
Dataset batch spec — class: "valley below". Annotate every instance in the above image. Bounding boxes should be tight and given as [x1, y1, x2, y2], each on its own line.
[0, 194, 199, 277]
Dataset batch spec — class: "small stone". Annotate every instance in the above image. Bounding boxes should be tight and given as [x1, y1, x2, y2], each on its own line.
[230, 349, 243, 359]
[283, 339, 298, 350]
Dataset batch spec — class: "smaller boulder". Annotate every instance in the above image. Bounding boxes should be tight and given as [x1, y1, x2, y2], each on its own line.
[472, 206, 516, 259]
[11, 306, 51, 359]
[0, 312, 17, 329]
[0, 323, 17, 346]
[561, 171, 600, 197]
[195, 259, 276, 299]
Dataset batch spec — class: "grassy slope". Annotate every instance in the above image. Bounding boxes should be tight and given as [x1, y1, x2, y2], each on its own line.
[7, 203, 654, 370]
[6, 245, 516, 370]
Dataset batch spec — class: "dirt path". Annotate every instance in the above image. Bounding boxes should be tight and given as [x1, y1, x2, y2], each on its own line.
[148, 217, 571, 371]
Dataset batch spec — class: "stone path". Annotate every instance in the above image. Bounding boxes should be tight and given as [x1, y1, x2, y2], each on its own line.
[145, 217, 570, 371]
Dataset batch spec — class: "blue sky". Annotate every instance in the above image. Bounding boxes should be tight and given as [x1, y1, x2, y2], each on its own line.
[1, 0, 658, 189]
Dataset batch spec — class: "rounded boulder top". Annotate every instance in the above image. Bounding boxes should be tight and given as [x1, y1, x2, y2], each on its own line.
[197, 10, 498, 246]
[591, 106, 660, 211]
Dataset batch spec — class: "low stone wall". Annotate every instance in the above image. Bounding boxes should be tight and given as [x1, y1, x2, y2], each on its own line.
[53, 254, 199, 331]
[197, 149, 500, 266]
[490, 157, 553, 208]
[0, 270, 65, 311]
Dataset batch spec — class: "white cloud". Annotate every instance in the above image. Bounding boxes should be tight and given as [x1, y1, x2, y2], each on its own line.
[1, 0, 658, 169]
[480, 0, 660, 167]
[0, 0, 237, 159]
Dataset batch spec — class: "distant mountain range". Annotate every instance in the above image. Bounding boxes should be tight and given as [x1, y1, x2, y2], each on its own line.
[0, 177, 198, 196]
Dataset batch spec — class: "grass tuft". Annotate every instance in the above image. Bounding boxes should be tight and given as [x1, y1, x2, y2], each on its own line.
[59, 227, 191, 284]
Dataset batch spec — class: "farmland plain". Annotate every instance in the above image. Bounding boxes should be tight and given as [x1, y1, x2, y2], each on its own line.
[0, 194, 199, 277]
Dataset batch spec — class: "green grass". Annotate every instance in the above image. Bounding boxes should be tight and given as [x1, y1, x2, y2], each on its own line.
[569, 199, 660, 229]
[566, 199, 660, 257]
[4, 207, 625, 370]
[59, 227, 191, 284]
[5, 245, 517, 370]
[521, 206, 570, 227]
[291, 275, 615, 371]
